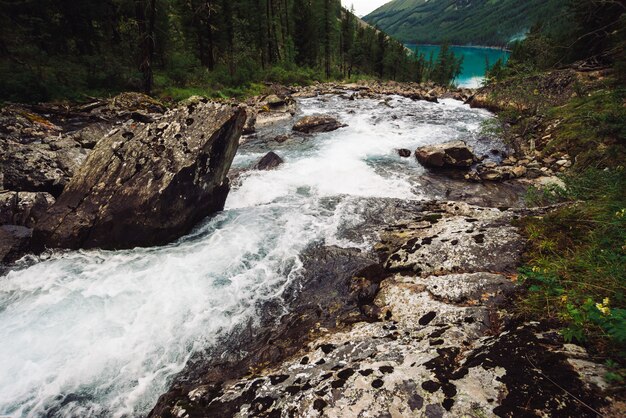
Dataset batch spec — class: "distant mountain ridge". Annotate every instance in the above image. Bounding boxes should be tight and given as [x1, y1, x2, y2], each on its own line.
[364, 0, 563, 46]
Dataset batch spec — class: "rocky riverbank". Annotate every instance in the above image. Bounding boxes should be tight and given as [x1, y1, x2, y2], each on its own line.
[149, 200, 613, 417]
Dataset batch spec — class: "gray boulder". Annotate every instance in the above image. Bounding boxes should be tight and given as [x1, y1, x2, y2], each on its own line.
[33, 102, 246, 251]
[415, 140, 476, 169]
[0, 137, 89, 197]
[293, 115, 346, 133]
[0, 191, 55, 228]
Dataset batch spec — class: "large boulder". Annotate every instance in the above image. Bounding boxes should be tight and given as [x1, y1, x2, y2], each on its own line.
[292, 115, 346, 133]
[0, 105, 87, 197]
[0, 96, 164, 198]
[33, 102, 246, 251]
[415, 140, 476, 169]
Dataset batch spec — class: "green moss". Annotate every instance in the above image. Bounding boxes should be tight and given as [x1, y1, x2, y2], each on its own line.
[546, 85, 626, 168]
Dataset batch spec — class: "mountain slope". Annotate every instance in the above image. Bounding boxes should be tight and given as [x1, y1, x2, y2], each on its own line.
[364, 0, 564, 46]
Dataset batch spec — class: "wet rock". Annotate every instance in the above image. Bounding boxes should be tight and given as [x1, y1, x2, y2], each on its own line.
[415, 141, 477, 169]
[255, 152, 284, 170]
[33, 102, 246, 251]
[0, 191, 55, 227]
[292, 115, 346, 134]
[0, 225, 31, 264]
[274, 134, 289, 143]
[149, 245, 380, 418]
[397, 148, 412, 158]
[418, 173, 528, 208]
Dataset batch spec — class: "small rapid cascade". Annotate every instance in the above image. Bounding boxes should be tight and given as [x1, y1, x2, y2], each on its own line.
[0, 94, 500, 417]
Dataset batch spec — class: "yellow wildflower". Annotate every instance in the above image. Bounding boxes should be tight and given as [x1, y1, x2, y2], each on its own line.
[603, 297, 610, 306]
[560, 295, 568, 303]
[596, 302, 611, 316]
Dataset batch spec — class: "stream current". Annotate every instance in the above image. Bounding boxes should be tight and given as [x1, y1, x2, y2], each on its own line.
[0, 94, 500, 417]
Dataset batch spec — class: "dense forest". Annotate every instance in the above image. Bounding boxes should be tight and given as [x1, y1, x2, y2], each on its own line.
[0, 0, 465, 103]
[487, 0, 626, 80]
[364, 0, 565, 46]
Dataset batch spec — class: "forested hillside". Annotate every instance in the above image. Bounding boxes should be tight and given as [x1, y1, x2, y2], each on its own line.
[364, 0, 564, 46]
[0, 0, 436, 102]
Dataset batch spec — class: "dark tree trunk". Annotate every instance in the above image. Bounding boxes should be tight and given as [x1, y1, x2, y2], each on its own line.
[135, 0, 156, 94]
[324, 0, 331, 78]
[205, 0, 215, 71]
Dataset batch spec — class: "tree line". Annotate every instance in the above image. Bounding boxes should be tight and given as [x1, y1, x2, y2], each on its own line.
[486, 0, 626, 82]
[0, 0, 464, 103]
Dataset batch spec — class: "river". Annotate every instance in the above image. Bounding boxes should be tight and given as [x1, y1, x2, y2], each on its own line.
[0, 93, 503, 417]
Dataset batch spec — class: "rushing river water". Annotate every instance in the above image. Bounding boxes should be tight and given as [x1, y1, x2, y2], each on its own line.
[0, 94, 501, 417]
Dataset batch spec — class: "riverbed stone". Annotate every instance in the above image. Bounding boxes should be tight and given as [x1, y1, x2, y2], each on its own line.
[292, 115, 346, 133]
[33, 102, 246, 251]
[255, 151, 284, 170]
[415, 141, 477, 169]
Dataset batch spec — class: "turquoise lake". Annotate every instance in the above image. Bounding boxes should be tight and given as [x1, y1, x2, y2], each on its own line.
[407, 44, 510, 88]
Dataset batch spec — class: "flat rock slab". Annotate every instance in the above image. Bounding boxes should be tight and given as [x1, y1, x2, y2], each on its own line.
[154, 307, 607, 418]
[377, 202, 524, 275]
[33, 102, 246, 251]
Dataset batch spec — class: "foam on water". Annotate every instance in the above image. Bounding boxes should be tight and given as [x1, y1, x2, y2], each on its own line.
[0, 95, 495, 417]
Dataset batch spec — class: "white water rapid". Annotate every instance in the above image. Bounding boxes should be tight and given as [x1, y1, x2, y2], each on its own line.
[0, 94, 498, 417]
